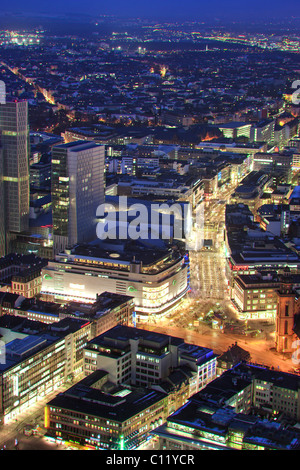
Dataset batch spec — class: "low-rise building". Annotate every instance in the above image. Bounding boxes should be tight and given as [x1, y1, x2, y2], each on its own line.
[153, 397, 300, 451]
[217, 122, 252, 140]
[0, 253, 47, 296]
[59, 292, 134, 337]
[11, 268, 43, 299]
[232, 272, 281, 320]
[45, 370, 168, 450]
[0, 292, 23, 315]
[208, 363, 300, 421]
[217, 342, 251, 376]
[250, 119, 275, 143]
[225, 204, 300, 298]
[152, 362, 300, 450]
[83, 325, 217, 393]
[0, 314, 92, 423]
[41, 242, 189, 320]
[10, 292, 134, 334]
[12, 299, 61, 324]
[252, 151, 292, 174]
[256, 203, 290, 236]
[44, 323, 217, 450]
[230, 170, 270, 213]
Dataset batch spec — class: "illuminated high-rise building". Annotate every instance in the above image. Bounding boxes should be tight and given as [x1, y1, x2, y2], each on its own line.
[51, 140, 105, 255]
[0, 98, 30, 254]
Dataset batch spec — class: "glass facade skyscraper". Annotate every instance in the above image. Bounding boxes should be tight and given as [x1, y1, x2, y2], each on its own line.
[0, 146, 5, 257]
[51, 140, 105, 255]
[0, 99, 30, 255]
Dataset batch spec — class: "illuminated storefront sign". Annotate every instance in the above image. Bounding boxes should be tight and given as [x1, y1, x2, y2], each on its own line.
[232, 265, 249, 271]
[229, 260, 249, 271]
[69, 283, 85, 290]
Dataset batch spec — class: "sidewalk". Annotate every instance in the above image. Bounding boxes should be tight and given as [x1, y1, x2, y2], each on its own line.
[0, 383, 70, 448]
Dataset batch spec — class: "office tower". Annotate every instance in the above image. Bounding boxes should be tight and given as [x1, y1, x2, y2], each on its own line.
[51, 141, 105, 255]
[0, 99, 30, 253]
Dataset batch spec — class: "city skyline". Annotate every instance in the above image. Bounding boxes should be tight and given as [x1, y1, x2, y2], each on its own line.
[0, 0, 299, 21]
[0, 1, 299, 453]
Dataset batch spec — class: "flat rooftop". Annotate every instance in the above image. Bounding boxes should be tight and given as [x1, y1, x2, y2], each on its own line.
[0, 314, 89, 371]
[53, 140, 101, 151]
[61, 241, 182, 269]
[90, 324, 184, 349]
[47, 374, 166, 423]
[6, 335, 47, 358]
[218, 122, 250, 129]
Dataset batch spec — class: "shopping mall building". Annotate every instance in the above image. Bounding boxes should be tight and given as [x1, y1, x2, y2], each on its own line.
[41, 241, 189, 320]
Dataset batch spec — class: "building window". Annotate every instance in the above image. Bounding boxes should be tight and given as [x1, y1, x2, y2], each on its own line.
[284, 321, 288, 335]
[285, 304, 289, 316]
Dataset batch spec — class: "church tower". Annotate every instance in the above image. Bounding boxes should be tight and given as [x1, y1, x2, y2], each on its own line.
[275, 278, 299, 353]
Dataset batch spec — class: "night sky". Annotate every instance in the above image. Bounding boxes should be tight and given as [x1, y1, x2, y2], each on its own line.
[0, 0, 299, 21]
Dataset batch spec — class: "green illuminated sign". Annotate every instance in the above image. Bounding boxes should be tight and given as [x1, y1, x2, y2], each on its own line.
[128, 286, 137, 293]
